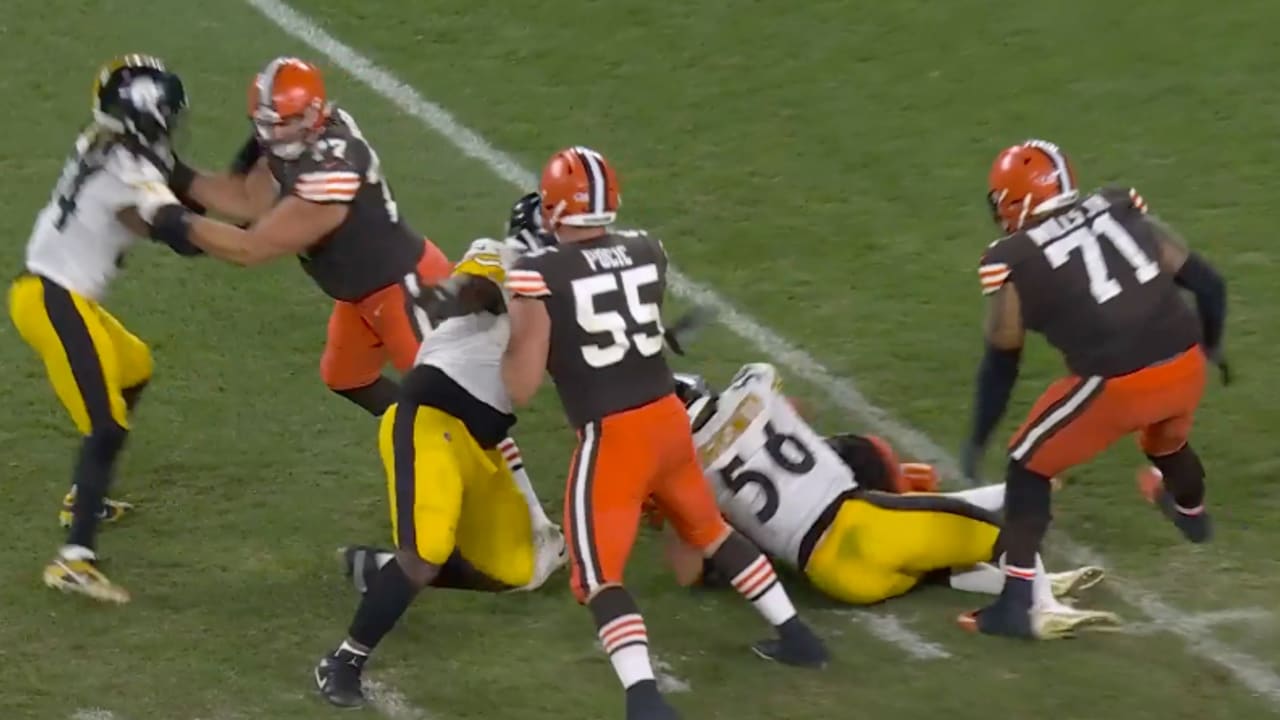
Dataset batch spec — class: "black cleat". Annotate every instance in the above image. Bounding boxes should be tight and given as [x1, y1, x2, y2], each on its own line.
[314, 649, 367, 708]
[959, 595, 1036, 639]
[1138, 467, 1213, 543]
[625, 680, 681, 720]
[751, 617, 829, 668]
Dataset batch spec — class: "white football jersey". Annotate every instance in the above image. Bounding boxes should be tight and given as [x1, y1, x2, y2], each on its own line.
[25, 129, 170, 302]
[414, 237, 522, 413]
[692, 362, 858, 568]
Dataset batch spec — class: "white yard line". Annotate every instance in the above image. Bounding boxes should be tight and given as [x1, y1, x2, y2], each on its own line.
[70, 711, 119, 720]
[845, 611, 952, 660]
[244, 0, 1280, 710]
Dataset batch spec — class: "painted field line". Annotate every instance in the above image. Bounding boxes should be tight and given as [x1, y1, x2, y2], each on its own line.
[71, 711, 119, 720]
[243, 0, 1280, 710]
[829, 610, 952, 660]
[365, 679, 432, 720]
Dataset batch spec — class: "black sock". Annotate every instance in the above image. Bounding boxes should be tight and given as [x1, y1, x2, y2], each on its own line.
[348, 559, 420, 652]
[1148, 444, 1206, 512]
[998, 460, 1052, 571]
[67, 425, 127, 551]
[333, 375, 400, 416]
[122, 380, 149, 413]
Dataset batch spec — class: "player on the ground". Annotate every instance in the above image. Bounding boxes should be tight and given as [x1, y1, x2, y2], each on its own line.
[8, 55, 200, 603]
[958, 139, 1228, 639]
[664, 364, 1117, 636]
[311, 194, 566, 709]
[148, 57, 451, 417]
[501, 147, 827, 720]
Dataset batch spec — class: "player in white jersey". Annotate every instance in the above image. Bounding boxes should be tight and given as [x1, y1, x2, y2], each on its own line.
[7, 55, 200, 604]
[314, 193, 566, 708]
[666, 363, 1121, 638]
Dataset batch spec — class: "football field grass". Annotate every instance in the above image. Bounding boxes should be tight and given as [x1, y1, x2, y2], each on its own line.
[3, 1, 1279, 718]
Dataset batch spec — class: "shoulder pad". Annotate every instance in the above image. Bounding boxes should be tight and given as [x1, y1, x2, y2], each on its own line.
[104, 144, 166, 187]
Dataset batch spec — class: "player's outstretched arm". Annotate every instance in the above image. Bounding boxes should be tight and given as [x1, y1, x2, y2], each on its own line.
[961, 282, 1026, 481]
[147, 195, 346, 266]
[1150, 217, 1229, 382]
[170, 137, 275, 223]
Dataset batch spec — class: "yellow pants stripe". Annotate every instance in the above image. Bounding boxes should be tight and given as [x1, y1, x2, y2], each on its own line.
[8, 274, 152, 435]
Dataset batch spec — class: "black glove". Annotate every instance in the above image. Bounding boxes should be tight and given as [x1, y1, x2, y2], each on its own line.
[148, 204, 203, 256]
[229, 133, 263, 176]
[664, 304, 717, 356]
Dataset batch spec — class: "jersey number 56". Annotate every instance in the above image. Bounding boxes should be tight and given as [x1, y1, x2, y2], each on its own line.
[718, 421, 816, 524]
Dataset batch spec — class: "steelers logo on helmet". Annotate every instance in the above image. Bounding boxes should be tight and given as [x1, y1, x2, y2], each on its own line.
[92, 54, 188, 149]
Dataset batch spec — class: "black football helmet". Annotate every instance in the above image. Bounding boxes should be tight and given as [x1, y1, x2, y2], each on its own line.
[507, 191, 557, 251]
[92, 54, 187, 149]
[674, 372, 718, 431]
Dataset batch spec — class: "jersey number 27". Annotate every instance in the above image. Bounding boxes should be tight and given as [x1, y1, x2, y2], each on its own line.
[1042, 212, 1159, 304]
[571, 263, 666, 368]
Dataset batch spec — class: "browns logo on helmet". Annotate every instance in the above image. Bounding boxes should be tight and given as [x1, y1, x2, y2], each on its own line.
[987, 139, 1079, 234]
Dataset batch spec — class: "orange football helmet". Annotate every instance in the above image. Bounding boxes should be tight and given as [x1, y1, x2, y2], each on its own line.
[539, 146, 620, 228]
[987, 139, 1079, 233]
[247, 57, 330, 160]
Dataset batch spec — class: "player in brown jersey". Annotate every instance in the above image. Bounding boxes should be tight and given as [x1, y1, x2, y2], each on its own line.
[956, 139, 1228, 640]
[501, 147, 827, 720]
[149, 57, 451, 415]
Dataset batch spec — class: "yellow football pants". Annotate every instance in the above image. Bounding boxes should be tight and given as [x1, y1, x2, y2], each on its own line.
[379, 403, 535, 588]
[805, 491, 1000, 605]
[8, 274, 152, 435]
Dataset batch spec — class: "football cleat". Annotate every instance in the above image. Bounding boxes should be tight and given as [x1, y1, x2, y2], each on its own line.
[751, 617, 829, 668]
[1137, 466, 1213, 543]
[43, 552, 130, 604]
[1048, 566, 1106, 598]
[59, 488, 133, 528]
[958, 603, 1120, 639]
[314, 649, 366, 708]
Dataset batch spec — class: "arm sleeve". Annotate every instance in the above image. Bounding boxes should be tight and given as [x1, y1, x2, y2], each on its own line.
[505, 253, 552, 299]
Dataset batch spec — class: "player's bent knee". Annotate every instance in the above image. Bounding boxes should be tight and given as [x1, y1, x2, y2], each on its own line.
[394, 549, 440, 589]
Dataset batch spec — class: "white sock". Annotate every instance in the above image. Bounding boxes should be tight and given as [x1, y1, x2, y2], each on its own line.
[942, 483, 1005, 512]
[59, 544, 96, 562]
[1031, 553, 1060, 608]
[339, 639, 368, 657]
[500, 438, 552, 527]
[731, 555, 797, 626]
[948, 563, 1005, 594]
[599, 613, 656, 689]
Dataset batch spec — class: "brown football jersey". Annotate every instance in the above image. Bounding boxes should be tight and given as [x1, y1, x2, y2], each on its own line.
[507, 229, 675, 428]
[266, 106, 423, 301]
[978, 187, 1200, 377]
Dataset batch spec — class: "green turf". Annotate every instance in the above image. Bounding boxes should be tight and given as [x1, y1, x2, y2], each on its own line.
[2, 1, 1278, 718]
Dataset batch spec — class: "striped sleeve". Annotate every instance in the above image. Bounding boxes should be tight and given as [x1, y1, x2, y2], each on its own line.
[505, 268, 551, 298]
[978, 260, 1011, 296]
[293, 170, 362, 203]
[1128, 187, 1149, 214]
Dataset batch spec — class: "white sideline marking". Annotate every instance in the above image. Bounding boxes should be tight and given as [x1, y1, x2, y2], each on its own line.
[244, 0, 1280, 710]
[837, 611, 952, 660]
[71, 711, 118, 720]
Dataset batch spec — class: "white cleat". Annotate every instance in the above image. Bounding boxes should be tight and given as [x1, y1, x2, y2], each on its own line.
[1031, 604, 1122, 639]
[1048, 566, 1106, 598]
[512, 523, 567, 592]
